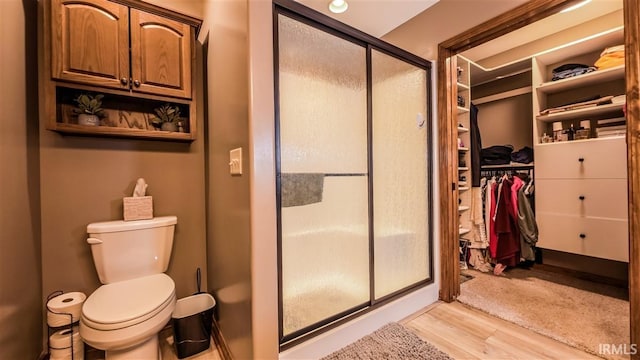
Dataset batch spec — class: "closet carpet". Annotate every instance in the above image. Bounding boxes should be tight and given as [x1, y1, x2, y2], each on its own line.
[458, 267, 629, 360]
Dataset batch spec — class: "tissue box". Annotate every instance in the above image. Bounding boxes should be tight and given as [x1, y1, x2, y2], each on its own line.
[123, 196, 153, 221]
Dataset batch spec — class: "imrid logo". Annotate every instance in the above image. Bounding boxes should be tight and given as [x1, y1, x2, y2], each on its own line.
[599, 344, 638, 355]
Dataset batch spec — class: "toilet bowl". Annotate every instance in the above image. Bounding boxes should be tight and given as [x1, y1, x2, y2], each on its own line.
[80, 274, 176, 359]
[80, 216, 178, 359]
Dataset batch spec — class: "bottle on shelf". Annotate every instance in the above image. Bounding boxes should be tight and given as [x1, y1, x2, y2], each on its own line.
[566, 123, 575, 141]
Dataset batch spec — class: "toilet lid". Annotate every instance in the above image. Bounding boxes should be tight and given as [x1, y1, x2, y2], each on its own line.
[83, 274, 175, 326]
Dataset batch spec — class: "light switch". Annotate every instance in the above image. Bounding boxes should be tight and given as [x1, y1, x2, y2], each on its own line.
[229, 148, 242, 175]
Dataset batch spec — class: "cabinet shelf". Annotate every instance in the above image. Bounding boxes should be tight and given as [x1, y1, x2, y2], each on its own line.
[51, 123, 194, 142]
[459, 227, 471, 235]
[458, 147, 469, 152]
[536, 65, 625, 94]
[457, 106, 470, 114]
[458, 205, 470, 212]
[457, 126, 469, 133]
[42, 0, 201, 142]
[458, 167, 469, 171]
[536, 103, 624, 122]
[457, 82, 470, 91]
[458, 186, 470, 191]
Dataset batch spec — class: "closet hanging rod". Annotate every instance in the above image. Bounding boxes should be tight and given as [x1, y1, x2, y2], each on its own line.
[480, 164, 534, 171]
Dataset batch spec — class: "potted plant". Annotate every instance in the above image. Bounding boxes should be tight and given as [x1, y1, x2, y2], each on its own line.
[150, 103, 181, 132]
[73, 93, 106, 126]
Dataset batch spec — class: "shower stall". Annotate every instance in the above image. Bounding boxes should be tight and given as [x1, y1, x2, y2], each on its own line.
[275, 4, 433, 346]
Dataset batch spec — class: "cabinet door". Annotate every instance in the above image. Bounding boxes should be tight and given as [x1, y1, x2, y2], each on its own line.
[130, 9, 192, 99]
[534, 137, 627, 179]
[537, 212, 628, 262]
[51, 0, 129, 90]
[535, 178, 628, 219]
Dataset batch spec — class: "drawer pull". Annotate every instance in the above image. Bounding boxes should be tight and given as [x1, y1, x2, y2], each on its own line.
[578, 157, 585, 162]
[579, 195, 585, 200]
[579, 233, 586, 239]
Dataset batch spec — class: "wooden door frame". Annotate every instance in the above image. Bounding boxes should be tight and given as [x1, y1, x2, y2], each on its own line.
[437, 0, 640, 356]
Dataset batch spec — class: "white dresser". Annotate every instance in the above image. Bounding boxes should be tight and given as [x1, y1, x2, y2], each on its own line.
[534, 136, 628, 262]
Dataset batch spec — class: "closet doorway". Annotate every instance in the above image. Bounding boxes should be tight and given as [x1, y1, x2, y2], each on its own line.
[437, 0, 639, 356]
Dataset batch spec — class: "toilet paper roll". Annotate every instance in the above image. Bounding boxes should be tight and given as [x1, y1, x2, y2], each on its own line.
[49, 344, 84, 360]
[49, 326, 84, 360]
[49, 326, 80, 349]
[47, 292, 86, 327]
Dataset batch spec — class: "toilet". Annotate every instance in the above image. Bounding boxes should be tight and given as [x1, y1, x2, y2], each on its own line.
[80, 216, 178, 359]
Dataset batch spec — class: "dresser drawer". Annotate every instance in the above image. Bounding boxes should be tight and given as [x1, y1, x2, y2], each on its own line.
[535, 179, 628, 219]
[534, 137, 627, 179]
[537, 212, 628, 262]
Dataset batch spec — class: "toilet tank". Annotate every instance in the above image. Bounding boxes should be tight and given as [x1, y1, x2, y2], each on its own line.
[86, 216, 177, 284]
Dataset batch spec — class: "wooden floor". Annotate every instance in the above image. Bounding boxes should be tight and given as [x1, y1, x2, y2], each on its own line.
[402, 301, 603, 360]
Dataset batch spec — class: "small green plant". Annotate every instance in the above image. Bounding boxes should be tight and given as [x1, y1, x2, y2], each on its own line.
[73, 93, 105, 117]
[150, 103, 181, 128]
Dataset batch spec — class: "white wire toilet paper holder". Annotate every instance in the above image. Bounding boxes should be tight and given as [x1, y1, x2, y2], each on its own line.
[46, 290, 80, 360]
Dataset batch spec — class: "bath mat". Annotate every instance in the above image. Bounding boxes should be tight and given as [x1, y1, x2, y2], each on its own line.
[321, 322, 454, 360]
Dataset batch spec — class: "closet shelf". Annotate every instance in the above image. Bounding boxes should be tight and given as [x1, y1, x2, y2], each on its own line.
[458, 181, 468, 186]
[536, 65, 625, 94]
[458, 186, 470, 191]
[481, 163, 534, 170]
[457, 126, 469, 133]
[536, 103, 624, 122]
[458, 167, 469, 171]
[458, 147, 469, 151]
[457, 82, 470, 91]
[458, 205, 470, 212]
[459, 227, 471, 235]
[457, 106, 469, 114]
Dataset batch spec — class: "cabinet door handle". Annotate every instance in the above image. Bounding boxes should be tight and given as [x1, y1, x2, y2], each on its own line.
[133, 80, 141, 87]
[579, 195, 585, 200]
[578, 157, 585, 162]
[120, 77, 128, 85]
[579, 233, 586, 239]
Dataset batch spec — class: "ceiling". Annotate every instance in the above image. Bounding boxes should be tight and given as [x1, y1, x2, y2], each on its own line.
[461, 0, 624, 65]
[292, 0, 623, 68]
[295, 0, 440, 38]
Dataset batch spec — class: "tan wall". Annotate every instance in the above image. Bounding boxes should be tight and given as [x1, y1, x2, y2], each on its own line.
[0, 0, 43, 358]
[202, 0, 253, 358]
[475, 94, 534, 150]
[38, 0, 207, 314]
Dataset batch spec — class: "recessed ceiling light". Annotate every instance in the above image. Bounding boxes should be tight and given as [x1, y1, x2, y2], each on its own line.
[560, 0, 591, 13]
[329, 0, 348, 14]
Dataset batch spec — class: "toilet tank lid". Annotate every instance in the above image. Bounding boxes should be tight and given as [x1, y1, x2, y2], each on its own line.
[87, 216, 177, 233]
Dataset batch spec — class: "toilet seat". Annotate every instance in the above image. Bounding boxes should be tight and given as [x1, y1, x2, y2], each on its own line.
[82, 274, 175, 331]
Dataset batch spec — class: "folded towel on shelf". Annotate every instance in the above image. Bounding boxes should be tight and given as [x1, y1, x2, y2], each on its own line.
[595, 45, 625, 70]
[539, 95, 614, 115]
[281, 173, 324, 207]
[551, 63, 596, 81]
[481, 145, 513, 166]
[511, 146, 534, 164]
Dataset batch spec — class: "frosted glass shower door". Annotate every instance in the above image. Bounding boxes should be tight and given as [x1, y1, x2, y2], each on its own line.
[372, 50, 430, 299]
[277, 15, 369, 338]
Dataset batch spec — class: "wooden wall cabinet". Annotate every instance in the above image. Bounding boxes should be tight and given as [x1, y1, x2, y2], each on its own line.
[42, 0, 202, 141]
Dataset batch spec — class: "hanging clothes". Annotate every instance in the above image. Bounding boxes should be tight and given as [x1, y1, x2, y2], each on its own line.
[518, 185, 538, 261]
[469, 187, 488, 249]
[494, 176, 521, 268]
[470, 103, 482, 187]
